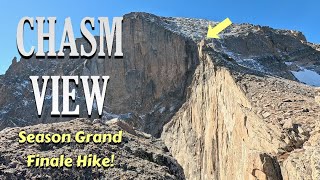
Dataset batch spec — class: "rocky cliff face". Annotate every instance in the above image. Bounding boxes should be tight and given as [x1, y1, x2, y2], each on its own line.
[0, 12, 319, 179]
[162, 41, 319, 179]
[0, 13, 199, 138]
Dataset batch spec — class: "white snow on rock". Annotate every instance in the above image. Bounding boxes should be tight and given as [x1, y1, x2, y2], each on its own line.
[45, 95, 52, 100]
[158, 107, 166, 113]
[237, 58, 266, 73]
[0, 110, 8, 114]
[160, 17, 213, 41]
[285, 62, 293, 66]
[219, 44, 266, 73]
[291, 69, 320, 87]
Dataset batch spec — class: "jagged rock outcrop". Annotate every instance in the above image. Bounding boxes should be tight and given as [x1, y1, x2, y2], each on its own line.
[162, 40, 319, 179]
[0, 12, 319, 179]
[160, 16, 319, 179]
[0, 118, 185, 179]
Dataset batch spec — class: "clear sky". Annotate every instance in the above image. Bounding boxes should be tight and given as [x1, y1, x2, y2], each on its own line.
[0, 0, 319, 74]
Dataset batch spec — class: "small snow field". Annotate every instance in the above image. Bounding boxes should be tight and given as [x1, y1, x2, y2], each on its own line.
[291, 69, 320, 87]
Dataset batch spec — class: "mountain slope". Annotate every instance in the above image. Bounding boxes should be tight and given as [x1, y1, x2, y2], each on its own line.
[0, 119, 184, 179]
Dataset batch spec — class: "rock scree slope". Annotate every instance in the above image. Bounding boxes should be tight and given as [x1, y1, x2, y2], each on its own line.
[0, 118, 185, 179]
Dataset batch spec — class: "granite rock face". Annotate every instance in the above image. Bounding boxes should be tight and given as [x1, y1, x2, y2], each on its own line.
[0, 13, 199, 137]
[162, 41, 319, 179]
[0, 12, 320, 179]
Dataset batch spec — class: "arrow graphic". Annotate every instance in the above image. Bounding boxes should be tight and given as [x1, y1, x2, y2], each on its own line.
[207, 18, 232, 39]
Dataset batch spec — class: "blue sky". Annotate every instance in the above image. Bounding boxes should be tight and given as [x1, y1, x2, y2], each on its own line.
[0, 0, 319, 74]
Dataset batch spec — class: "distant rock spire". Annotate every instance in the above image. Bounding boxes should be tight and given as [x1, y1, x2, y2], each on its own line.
[12, 57, 17, 65]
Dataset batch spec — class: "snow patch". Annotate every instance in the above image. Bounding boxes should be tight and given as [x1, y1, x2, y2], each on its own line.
[103, 112, 119, 119]
[169, 106, 175, 112]
[102, 111, 133, 120]
[21, 80, 29, 88]
[119, 113, 133, 119]
[22, 100, 29, 106]
[139, 114, 146, 120]
[45, 95, 52, 100]
[220, 44, 266, 73]
[0, 110, 8, 114]
[160, 17, 212, 41]
[285, 62, 293, 66]
[158, 107, 166, 113]
[291, 69, 320, 87]
[237, 58, 266, 72]
[13, 92, 22, 96]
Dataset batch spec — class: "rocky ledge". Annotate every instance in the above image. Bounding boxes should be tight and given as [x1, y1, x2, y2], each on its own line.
[0, 118, 184, 179]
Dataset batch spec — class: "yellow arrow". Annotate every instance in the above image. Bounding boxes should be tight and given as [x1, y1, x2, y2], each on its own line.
[207, 18, 232, 39]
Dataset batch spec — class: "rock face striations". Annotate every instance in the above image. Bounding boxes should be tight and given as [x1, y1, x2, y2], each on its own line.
[0, 12, 319, 179]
